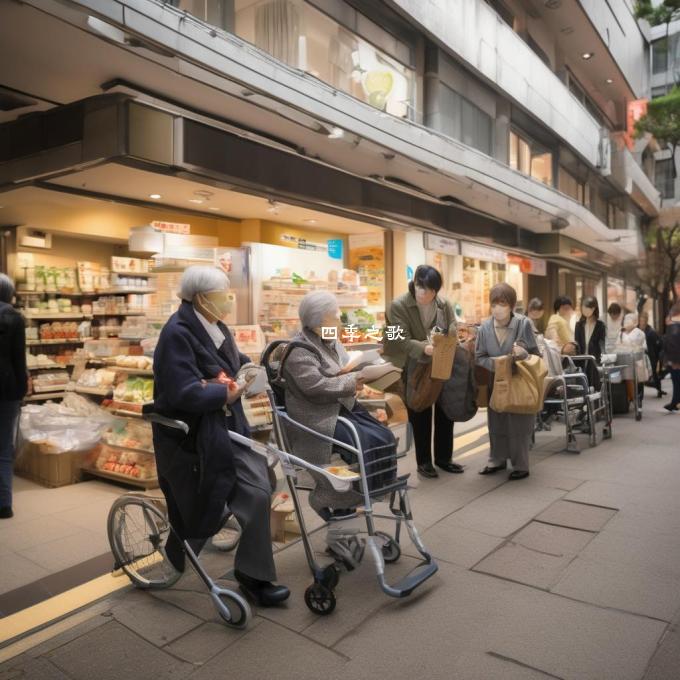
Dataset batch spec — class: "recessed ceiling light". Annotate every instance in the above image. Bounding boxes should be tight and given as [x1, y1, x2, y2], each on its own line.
[188, 198, 204, 204]
[149, 193, 161, 199]
[327, 127, 344, 139]
[304, 219, 317, 225]
[208, 207, 221, 211]
[606, 78, 614, 84]
[582, 52, 594, 60]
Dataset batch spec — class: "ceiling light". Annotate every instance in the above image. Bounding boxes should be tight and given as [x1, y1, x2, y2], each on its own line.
[208, 207, 221, 212]
[193, 190, 214, 198]
[304, 219, 317, 225]
[606, 78, 614, 84]
[188, 198, 204, 204]
[582, 52, 594, 60]
[149, 193, 162, 200]
[327, 127, 345, 139]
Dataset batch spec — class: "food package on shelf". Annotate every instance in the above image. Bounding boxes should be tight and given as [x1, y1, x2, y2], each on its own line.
[103, 418, 153, 452]
[92, 444, 157, 480]
[20, 399, 113, 453]
[84, 338, 128, 356]
[26, 353, 59, 369]
[32, 371, 70, 392]
[76, 368, 117, 389]
[110, 355, 153, 371]
[112, 377, 154, 406]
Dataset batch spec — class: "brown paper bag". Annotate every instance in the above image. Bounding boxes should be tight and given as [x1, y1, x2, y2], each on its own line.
[431, 333, 457, 380]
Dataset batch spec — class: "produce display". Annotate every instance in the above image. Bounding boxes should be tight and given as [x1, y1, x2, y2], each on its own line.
[75, 368, 117, 390]
[32, 371, 70, 392]
[26, 353, 60, 369]
[112, 377, 154, 409]
[103, 419, 153, 452]
[38, 322, 81, 340]
[108, 355, 153, 371]
[92, 444, 156, 480]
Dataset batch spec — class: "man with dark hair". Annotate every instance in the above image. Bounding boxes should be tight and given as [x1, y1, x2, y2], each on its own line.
[544, 296, 574, 349]
[0, 273, 27, 519]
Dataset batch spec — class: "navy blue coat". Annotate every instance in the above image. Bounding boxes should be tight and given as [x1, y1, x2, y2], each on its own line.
[152, 301, 253, 539]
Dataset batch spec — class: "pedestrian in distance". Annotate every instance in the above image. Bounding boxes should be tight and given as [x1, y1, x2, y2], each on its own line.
[662, 301, 680, 412]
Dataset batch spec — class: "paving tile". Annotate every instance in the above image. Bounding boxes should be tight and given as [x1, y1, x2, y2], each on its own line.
[111, 591, 202, 646]
[473, 542, 574, 590]
[512, 522, 594, 557]
[0, 656, 71, 680]
[0, 515, 83, 554]
[190, 619, 346, 680]
[444, 650, 557, 680]
[552, 556, 680, 622]
[0, 552, 50, 595]
[445, 485, 565, 538]
[47, 621, 192, 680]
[151, 589, 221, 622]
[16, 530, 110, 573]
[164, 620, 257, 665]
[420, 521, 504, 568]
[643, 614, 680, 680]
[535, 500, 617, 532]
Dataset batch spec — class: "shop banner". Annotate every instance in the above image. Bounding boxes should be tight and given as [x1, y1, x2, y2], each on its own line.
[461, 242, 506, 264]
[506, 254, 547, 276]
[151, 220, 191, 235]
[327, 239, 344, 260]
[348, 233, 385, 307]
[423, 232, 460, 256]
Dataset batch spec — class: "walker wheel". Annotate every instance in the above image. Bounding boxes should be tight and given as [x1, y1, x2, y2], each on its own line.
[375, 531, 401, 564]
[636, 413, 642, 421]
[304, 583, 336, 615]
[322, 564, 340, 590]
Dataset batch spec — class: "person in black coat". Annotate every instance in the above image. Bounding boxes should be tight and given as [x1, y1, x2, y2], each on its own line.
[574, 296, 606, 391]
[639, 311, 666, 398]
[663, 301, 680, 412]
[152, 266, 289, 606]
[0, 274, 27, 519]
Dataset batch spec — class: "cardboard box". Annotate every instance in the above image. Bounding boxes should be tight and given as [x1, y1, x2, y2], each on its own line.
[15, 443, 86, 488]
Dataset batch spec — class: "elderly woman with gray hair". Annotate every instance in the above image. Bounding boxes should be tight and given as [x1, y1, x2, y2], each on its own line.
[152, 265, 289, 607]
[282, 291, 397, 514]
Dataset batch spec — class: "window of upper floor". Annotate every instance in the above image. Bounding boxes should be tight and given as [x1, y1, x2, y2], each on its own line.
[566, 70, 605, 127]
[509, 129, 552, 186]
[433, 84, 494, 157]
[484, 0, 514, 29]
[558, 166, 586, 204]
[169, 0, 417, 119]
[655, 158, 675, 199]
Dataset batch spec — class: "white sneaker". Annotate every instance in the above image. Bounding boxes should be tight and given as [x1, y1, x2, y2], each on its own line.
[212, 517, 241, 552]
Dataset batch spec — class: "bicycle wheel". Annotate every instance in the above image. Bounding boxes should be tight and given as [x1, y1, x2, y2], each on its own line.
[107, 495, 181, 589]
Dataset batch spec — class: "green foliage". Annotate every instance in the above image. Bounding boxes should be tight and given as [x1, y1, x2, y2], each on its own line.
[635, 0, 680, 26]
[635, 87, 680, 148]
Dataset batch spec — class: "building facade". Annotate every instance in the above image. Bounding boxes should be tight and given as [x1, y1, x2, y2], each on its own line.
[0, 0, 658, 315]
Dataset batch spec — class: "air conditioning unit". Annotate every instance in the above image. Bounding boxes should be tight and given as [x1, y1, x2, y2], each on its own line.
[17, 227, 52, 249]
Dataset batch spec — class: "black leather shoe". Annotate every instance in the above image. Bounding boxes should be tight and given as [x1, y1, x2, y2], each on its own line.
[509, 470, 530, 481]
[436, 462, 465, 474]
[0, 506, 13, 519]
[478, 464, 507, 475]
[417, 464, 439, 478]
[235, 570, 290, 607]
[664, 403, 679, 412]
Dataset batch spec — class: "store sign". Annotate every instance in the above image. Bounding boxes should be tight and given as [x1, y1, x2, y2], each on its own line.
[423, 232, 460, 256]
[461, 242, 506, 264]
[624, 99, 648, 150]
[151, 220, 191, 235]
[506, 254, 547, 276]
[327, 239, 344, 260]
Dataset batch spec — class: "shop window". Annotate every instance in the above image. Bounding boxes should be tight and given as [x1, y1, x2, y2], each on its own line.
[437, 84, 493, 156]
[558, 167, 585, 203]
[509, 130, 552, 186]
[233, 0, 415, 119]
[656, 158, 675, 199]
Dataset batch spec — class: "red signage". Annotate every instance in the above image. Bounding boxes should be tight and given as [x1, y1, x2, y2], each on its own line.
[625, 99, 648, 150]
[151, 220, 191, 235]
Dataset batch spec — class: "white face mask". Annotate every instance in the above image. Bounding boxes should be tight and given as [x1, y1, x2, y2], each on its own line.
[491, 304, 511, 322]
[582, 307, 594, 319]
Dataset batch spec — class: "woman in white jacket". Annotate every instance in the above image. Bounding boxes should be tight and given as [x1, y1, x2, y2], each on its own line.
[618, 313, 648, 407]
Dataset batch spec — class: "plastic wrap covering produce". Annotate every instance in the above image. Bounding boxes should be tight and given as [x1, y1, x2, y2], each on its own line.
[20, 395, 114, 453]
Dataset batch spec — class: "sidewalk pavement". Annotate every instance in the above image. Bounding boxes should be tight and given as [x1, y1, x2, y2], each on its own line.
[1, 386, 680, 680]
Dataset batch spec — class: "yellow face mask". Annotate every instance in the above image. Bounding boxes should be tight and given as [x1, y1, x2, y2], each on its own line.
[194, 290, 233, 323]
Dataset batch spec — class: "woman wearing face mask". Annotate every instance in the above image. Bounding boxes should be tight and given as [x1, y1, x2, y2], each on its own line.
[476, 283, 540, 481]
[152, 266, 290, 607]
[574, 296, 606, 389]
[618, 313, 648, 409]
[383, 265, 461, 479]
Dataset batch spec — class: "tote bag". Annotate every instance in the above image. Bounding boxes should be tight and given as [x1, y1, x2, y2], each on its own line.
[406, 358, 444, 412]
[489, 354, 546, 415]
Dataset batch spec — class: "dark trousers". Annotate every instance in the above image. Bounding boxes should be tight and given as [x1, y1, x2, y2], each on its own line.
[0, 401, 20, 508]
[671, 368, 680, 407]
[407, 401, 454, 467]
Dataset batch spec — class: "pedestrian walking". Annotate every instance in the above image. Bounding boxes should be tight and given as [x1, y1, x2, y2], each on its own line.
[0, 274, 27, 520]
[476, 283, 540, 481]
[605, 302, 623, 353]
[545, 296, 575, 350]
[662, 301, 680, 413]
[639, 311, 666, 398]
[383, 265, 462, 479]
[574, 296, 606, 390]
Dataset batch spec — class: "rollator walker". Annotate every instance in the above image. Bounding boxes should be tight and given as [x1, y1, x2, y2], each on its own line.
[106, 340, 437, 627]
